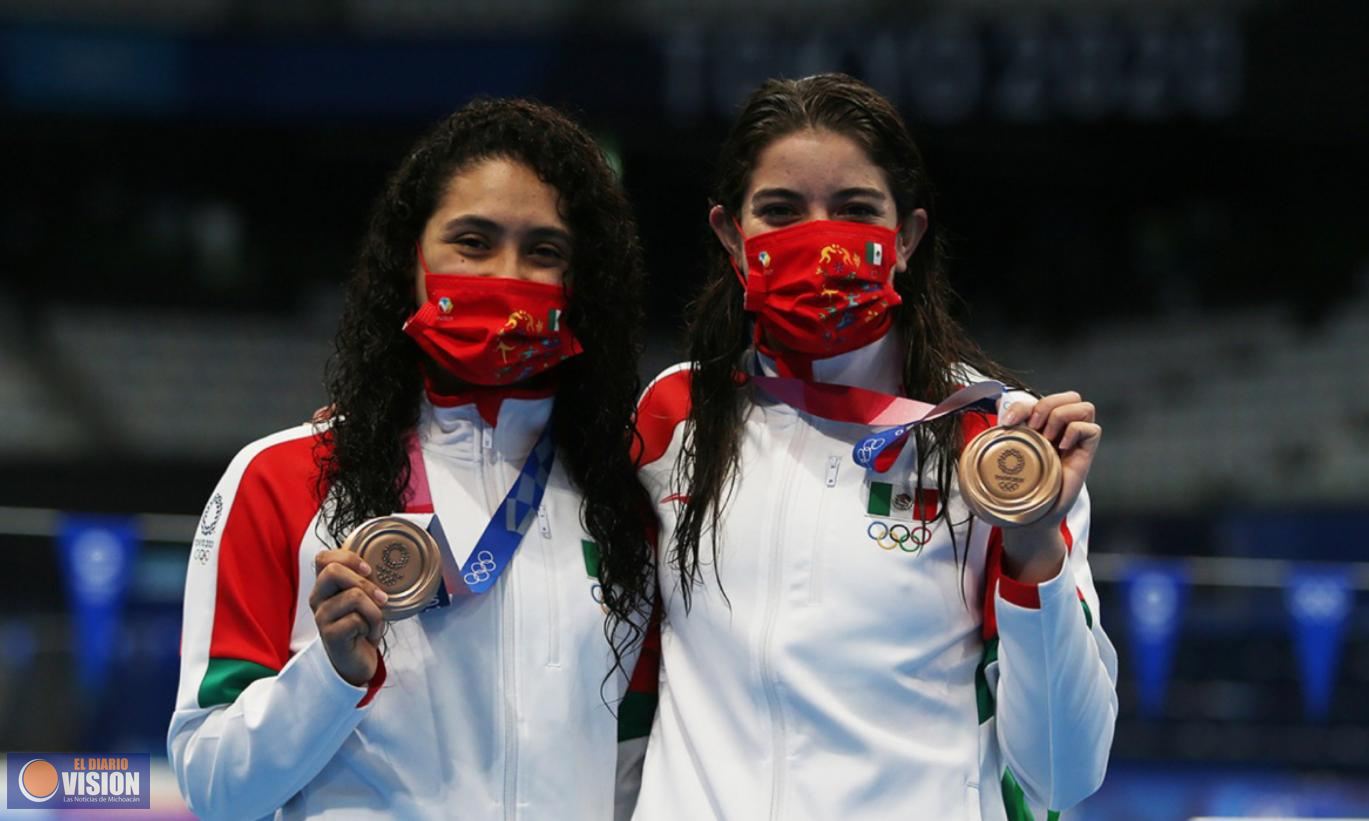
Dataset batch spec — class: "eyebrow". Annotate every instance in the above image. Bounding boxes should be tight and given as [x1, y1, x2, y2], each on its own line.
[524, 226, 574, 247]
[440, 215, 502, 237]
[750, 187, 888, 201]
[751, 187, 805, 201]
[833, 187, 887, 201]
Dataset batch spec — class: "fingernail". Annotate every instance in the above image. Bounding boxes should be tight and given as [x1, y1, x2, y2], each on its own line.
[359, 562, 371, 575]
[373, 589, 388, 603]
[1001, 408, 1020, 426]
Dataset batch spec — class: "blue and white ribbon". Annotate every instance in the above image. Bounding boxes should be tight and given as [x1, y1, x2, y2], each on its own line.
[847, 381, 1003, 469]
[456, 425, 556, 594]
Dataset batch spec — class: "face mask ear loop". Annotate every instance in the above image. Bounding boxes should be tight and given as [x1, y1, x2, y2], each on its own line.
[729, 256, 747, 290]
[890, 222, 906, 281]
[729, 217, 749, 290]
[413, 239, 440, 302]
[412, 241, 438, 312]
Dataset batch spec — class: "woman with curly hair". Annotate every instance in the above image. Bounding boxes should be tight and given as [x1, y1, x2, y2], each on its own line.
[169, 99, 656, 820]
[632, 74, 1118, 820]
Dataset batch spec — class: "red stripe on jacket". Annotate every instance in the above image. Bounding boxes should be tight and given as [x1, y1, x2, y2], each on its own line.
[210, 434, 331, 671]
[633, 368, 693, 468]
[966, 410, 1075, 640]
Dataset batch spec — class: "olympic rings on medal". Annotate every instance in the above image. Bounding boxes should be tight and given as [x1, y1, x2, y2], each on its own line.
[867, 520, 934, 553]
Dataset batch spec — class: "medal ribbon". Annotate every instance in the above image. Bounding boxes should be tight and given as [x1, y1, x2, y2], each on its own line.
[404, 424, 555, 596]
[749, 374, 1003, 471]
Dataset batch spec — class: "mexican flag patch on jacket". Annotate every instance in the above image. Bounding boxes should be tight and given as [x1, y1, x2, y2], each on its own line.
[866, 481, 939, 521]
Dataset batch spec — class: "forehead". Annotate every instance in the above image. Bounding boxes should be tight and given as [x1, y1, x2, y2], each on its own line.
[746, 129, 888, 198]
[435, 156, 569, 229]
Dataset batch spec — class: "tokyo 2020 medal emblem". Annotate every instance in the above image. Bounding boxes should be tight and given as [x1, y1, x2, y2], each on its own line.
[341, 517, 442, 620]
[957, 425, 1062, 528]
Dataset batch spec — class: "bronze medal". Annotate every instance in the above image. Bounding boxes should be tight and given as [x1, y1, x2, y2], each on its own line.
[340, 516, 443, 620]
[957, 426, 1062, 528]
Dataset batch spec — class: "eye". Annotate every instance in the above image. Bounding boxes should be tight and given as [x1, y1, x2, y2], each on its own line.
[529, 244, 569, 265]
[756, 203, 800, 221]
[839, 202, 881, 219]
[452, 234, 490, 252]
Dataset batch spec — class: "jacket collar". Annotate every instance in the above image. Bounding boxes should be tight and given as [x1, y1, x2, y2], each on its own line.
[753, 329, 904, 396]
[418, 386, 554, 464]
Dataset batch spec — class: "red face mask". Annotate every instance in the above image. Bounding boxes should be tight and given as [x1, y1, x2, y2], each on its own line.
[403, 245, 583, 386]
[736, 220, 902, 358]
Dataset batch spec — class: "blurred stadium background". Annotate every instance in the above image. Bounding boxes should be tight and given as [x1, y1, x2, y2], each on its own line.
[1, 0, 1367, 817]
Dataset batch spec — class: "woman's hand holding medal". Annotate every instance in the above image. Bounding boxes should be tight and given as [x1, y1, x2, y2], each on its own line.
[964, 391, 1101, 584]
[309, 550, 388, 687]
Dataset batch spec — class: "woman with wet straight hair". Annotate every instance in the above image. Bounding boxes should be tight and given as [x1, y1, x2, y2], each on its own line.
[632, 73, 1118, 820]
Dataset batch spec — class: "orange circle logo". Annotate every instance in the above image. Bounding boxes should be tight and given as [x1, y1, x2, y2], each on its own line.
[18, 758, 59, 802]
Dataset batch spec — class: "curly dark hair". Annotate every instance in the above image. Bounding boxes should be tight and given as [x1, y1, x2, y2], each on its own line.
[318, 98, 653, 678]
[670, 73, 1024, 608]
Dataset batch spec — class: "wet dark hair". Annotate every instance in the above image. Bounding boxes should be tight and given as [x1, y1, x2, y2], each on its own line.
[320, 98, 653, 675]
[671, 73, 1023, 607]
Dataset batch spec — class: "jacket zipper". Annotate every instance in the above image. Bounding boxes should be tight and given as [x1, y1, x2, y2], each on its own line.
[539, 504, 560, 668]
[760, 421, 807, 821]
[481, 422, 520, 820]
[808, 454, 841, 603]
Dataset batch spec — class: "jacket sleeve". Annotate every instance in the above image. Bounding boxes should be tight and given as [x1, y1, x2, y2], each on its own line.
[990, 486, 1120, 811]
[613, 597, 662, 821]
[166, 431, 385, 820]
[615, 738, 649, 821]
[616, 365, 686, 819]
[168, 640, 383, 820]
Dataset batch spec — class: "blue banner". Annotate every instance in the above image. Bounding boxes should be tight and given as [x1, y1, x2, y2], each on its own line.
[1123, 563, 1188, 717]
[1284, 566, 1353, 720]
[55, 516, 139, 694]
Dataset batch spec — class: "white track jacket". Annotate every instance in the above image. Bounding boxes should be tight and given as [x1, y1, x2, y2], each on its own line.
[168, 394, 652, 820]
[630, 333, 1119, 821]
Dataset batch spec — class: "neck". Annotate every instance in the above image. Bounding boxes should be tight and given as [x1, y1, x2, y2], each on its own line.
[756, 329, 904, 396]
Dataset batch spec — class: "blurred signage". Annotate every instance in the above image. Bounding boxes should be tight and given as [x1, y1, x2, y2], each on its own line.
[1124, 561, 1188, 717]
[56, 515, 138, 694]
[1285, 565, 1352, 720]
[661, 16, 1242, 124]
[2, 15, 1242, 123]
